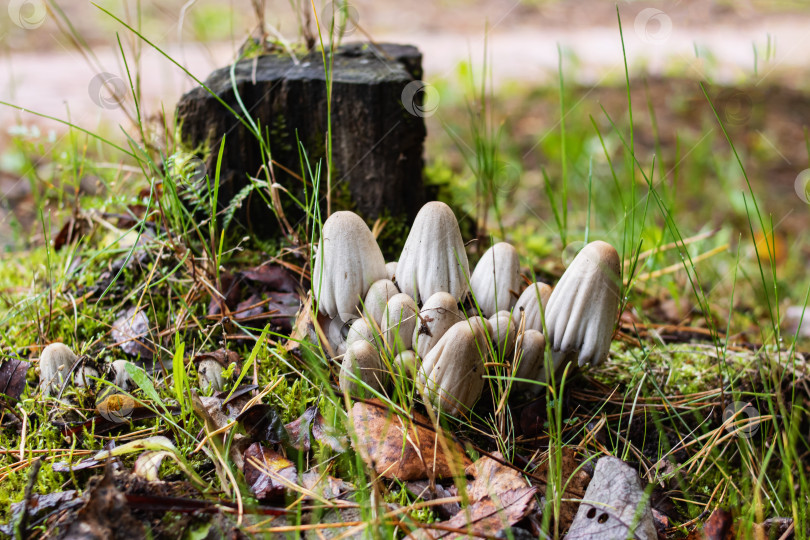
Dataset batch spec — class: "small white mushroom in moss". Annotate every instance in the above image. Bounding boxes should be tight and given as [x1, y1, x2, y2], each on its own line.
[545, 241, 621, 368]
[346, 317, 375, 348]
[39, 343, 77, 395]
[469, 242, 521, 318]
[412, 291, 462, 359]
[326, 315, 356, 357]
[74, 366, 99, 389]
[514, 282, 553, 332]
[396, 201, 470, 303]
[512, 329, 547, 394]
[111, 360, 133, 391]
[198, 359, 225, 393]
[417, 318, 491, 416]
[488, 310, 517, 358]
[394, 350, 419, 376]
[312, 211, 387, 322]
[381, 293, 418, 355]
[362, 279, 399, 327]
[339, 340, 385, 396]
[385, 261, 397, 281]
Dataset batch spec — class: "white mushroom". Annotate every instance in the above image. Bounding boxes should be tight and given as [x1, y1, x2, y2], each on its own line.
[312, 211, 387, 321]
[198, 359, 225, 392]
[74, 366, 99, 389]
[417, 318, 491, 416]
[469, 242, 521, 318]
[326, 315, 356, 357]
[512, 329, 547, 394]
[396, 201, 470, 303]
[412, 292, 462, 359]
[339, 340, 385, 396]
[111, 359, 134, 391]
[362, 279, 399, 327]
[39, 343, 77, 395]
[345, 317, 375, 348]
[514, 282, 553, 332]
[488, 310, 517, 359]
[385, 261, 397, 281]
[393, 350, 419, 376]
[545, 241, 621, 368]
[381, 293, 418, 355]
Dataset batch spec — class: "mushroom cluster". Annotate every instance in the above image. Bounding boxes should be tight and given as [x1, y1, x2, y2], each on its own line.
[310, 202, 621, 417]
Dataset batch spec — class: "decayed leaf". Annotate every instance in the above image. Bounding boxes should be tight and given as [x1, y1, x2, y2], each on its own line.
[240, 263, 300, 292]
[286, 405, 348, 453]
[409, 487, 539, 540]
[351, 401, 471, 481]
[244, 442, 297, 501]
[111, 307, 153, 361]
[0, 357, 30, 401]
[531, 446, 592, 530]
[465, 452, 529, 502]
[236, 404, 288, 444]
[566, 456, 657, 540]
[300, 471, 354, 500]
[684, 508, 734, 540]
[0, 490, 81, 536]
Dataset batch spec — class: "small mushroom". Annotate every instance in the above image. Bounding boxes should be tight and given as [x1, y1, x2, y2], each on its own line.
[362, 279, 399, 327]
[339, 340, 385, 396]
[385, 261, 397, 281]
[74, 366, 99, 389]
[39, 343, 77, 395]
[417, 319, 491, 416]
[345, 317, 375, 348]
[198, 359, 225, 393]
[393, 350, 419, 376]
[111, 359, 134, 391]
[514, 282, 553, 332]
[488, 310, 517, 359]
[512, 329, 547, 394]
[381, 293, 418, 355]
[396, 201, 470, 303]
[545, 241, 621, 368]
[326, 315, 355, 357]
[412, 291, 462, 359]
[312, 211, 387, 321]
[469, 242, 521, 317]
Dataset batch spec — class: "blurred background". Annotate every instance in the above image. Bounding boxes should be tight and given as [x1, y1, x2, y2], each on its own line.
[2, 0, 810, 337]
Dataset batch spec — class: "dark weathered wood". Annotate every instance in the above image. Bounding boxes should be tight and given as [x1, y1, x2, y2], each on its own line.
[176, 42, 428, 236]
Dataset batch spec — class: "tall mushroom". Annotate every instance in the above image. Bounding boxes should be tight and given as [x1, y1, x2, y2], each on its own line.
[396, 201, 470, 303]
[39, 343, 77, 395]
[312, 211, 387, 322]
[512, 329, 547, 394]
[362, 279, 399, 327]
[544, 241, 621, 368]
[469, 242, 521, 318]
[381, 293, 418, 355]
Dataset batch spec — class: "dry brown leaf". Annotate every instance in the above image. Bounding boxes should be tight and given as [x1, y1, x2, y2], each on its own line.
[684, 508, 734, 540]
[409, 487, 539, 539]
[465, 452, 529, 502]
[351, 401, 471, 481]
[244, 443, 297, 501]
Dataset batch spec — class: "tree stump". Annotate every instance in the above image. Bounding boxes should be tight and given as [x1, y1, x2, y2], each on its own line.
[176, 42, 428, 236]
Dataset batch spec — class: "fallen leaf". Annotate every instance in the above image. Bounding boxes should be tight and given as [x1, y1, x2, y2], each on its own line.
[351, 401, 471, 481]
[685, 508, 734, 540]
[408, 487, 539, 539]
[312, 410, 348, 453]
[53, 215, 90, 251]
[237, 404, 288, 444]
[244, 443, 297, 501]
[240, 263, 299, 292]
[300, 471, 354, 500]
[566, 456, 657, 540]
[264, 291, 301, 332]
[531, 446, 592, 529]
[0, 490, 81, 536]
[0, 357, 30, 401]
[285, 406, 319, 451]
[465, 452, 528, 502]
[111, 307, 154, 361]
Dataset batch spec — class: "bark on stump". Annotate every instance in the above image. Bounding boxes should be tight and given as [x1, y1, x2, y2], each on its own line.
[175, 42, 428, 236]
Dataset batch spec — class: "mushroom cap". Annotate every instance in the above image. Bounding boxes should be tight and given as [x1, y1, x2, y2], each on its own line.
[394, 350, 419, 376]
[488, 310, 517, 358]
[346, 317, 375, 348]
[198, 359, 225, 393]
[339, 340, 385, 396]
[111, 359, 133, 391]
[385, 261, 397, 281]
[469, 242, 521, 317]
[514, 282, 553, 332]
[412, 291, 462, 359]
[417, 319, 490, 416]
[381, 293, 418, 355]
[544, 241, 621, 367]
[39, 343, 77, 395]
[326, 315, 355, 357]
[312, 211, 387, 321]
[396, 201, 470, 303]
[362, 279, 399, 327]
[513, 329, 547, 393]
